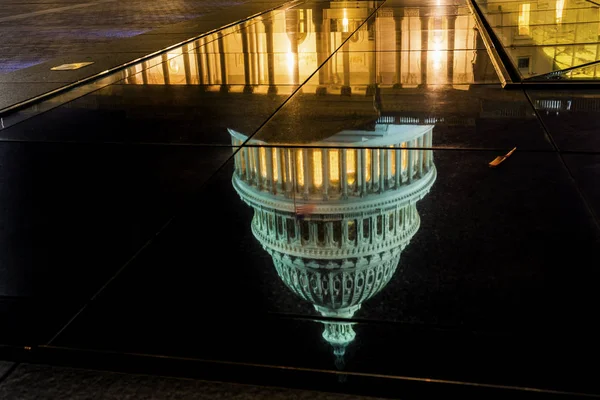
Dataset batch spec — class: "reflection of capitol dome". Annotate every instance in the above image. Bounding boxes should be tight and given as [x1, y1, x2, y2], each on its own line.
[230, 123, 436, 365]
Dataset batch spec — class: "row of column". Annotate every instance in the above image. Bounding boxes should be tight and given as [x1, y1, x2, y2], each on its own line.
[253, 204, 419, 248]
[125, 11, 463, 88]
[234, 132, 434, 199]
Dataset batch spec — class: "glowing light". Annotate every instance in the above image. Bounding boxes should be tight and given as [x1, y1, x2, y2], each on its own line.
[296, 151, 305, 187]
[401, 143, 408, 172]
[373, 149, 380, 183]
[313, 150, 323, 188]
[518, 4, 531, 36]
[365, 150, 371, 182]
[342, 10, 349, 33]
[555, 0, 565, 23]
[286, 50, 295, 76]
[168, 54, 180, 73]
[260, 147, 267, 178]
[329, 150, 340, 183]
[347, 150, 356, 185]
[272, 150, 279, 182]
[391, 148, 396, 176]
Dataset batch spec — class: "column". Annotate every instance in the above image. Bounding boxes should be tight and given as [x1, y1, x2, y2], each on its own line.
[253, 147, 260, 187]
[360, 149, 367, 195]
[242, 25, 253, 93]
[183, 45, 192, 84]
[386, 149, 393, 185]
[275, 149, 283, 192]
[407, 146, 414, 183]
[357, 149, 363, 195]
[447, 14, 457, 84]
[379, 149, 385, 192]
[218, 33, 229, 92]
[419, 16, 430, 87]
[195, 39, 205, 85]
[283, 149, 291, 194]
[417, 136, 424, 178]
[263, 19, 277, 94]
[161, 54, 170, 85]
[205, 42, 213, 85]
[244, 148, 251, 181]
[393, 14, 403, 87]
[341, 150, 348, 198]
[312, 3, 329, 87]
[266, 147, 274, 193]
[141, 61, 149, 84]
[428, 130, 434, 169]
[342, 32, 351, 96]
[323, 149, 329, 199]
[303, 149, 310, 199]
[395, 147, 401, 187]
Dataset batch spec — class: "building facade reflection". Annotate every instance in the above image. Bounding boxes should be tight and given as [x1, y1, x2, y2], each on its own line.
[229, 125, 436, 365]
[478, 0, 600, 78]
[121, 2, 491, 89]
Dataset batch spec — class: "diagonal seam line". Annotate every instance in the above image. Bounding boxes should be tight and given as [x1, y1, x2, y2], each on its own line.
[0, 0, 304, 118]
[0, 362, 19, 385]
[44, 216, 175, 346]
[44, 0, 379, 346]
[0, 11, 282, 133]
[524, 89, 600, 230]
[240, 1, 388, 147]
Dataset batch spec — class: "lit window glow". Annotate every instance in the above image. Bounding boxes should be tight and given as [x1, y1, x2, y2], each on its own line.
[518, 4, 531, 36]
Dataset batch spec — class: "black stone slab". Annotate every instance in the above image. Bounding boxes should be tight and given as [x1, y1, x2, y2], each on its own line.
[527, 90, 600, 152]
[252, 85, 552, 150]
[563, 153, 600, 224]
[51, 148, 600, 394]
[0, 363, 382, 400]
[0, 141, 233, 345]
[0, 85, 297, 145]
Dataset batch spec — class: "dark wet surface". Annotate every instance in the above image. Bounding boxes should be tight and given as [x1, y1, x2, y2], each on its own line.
[1, 0, 600, 398]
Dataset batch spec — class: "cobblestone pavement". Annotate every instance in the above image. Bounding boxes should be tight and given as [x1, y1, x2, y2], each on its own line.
[0, 0, 249, 74]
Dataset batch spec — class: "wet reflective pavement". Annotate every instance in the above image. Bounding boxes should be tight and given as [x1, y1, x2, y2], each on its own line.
[1, 0, 600, 398]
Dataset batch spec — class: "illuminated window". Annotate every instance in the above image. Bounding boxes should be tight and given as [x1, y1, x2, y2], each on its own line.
[390, 148, 396, 176]
[329, 150, 340, 183]
[344, 150, 355, 185]
[556, 0, 565, 23]
[517, 57, 530, 69]
[313, 150, 323, 188]
[518, 4, 531, 36]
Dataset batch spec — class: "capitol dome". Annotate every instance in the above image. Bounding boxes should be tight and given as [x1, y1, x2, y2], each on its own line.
[230, 121, 436, 364]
